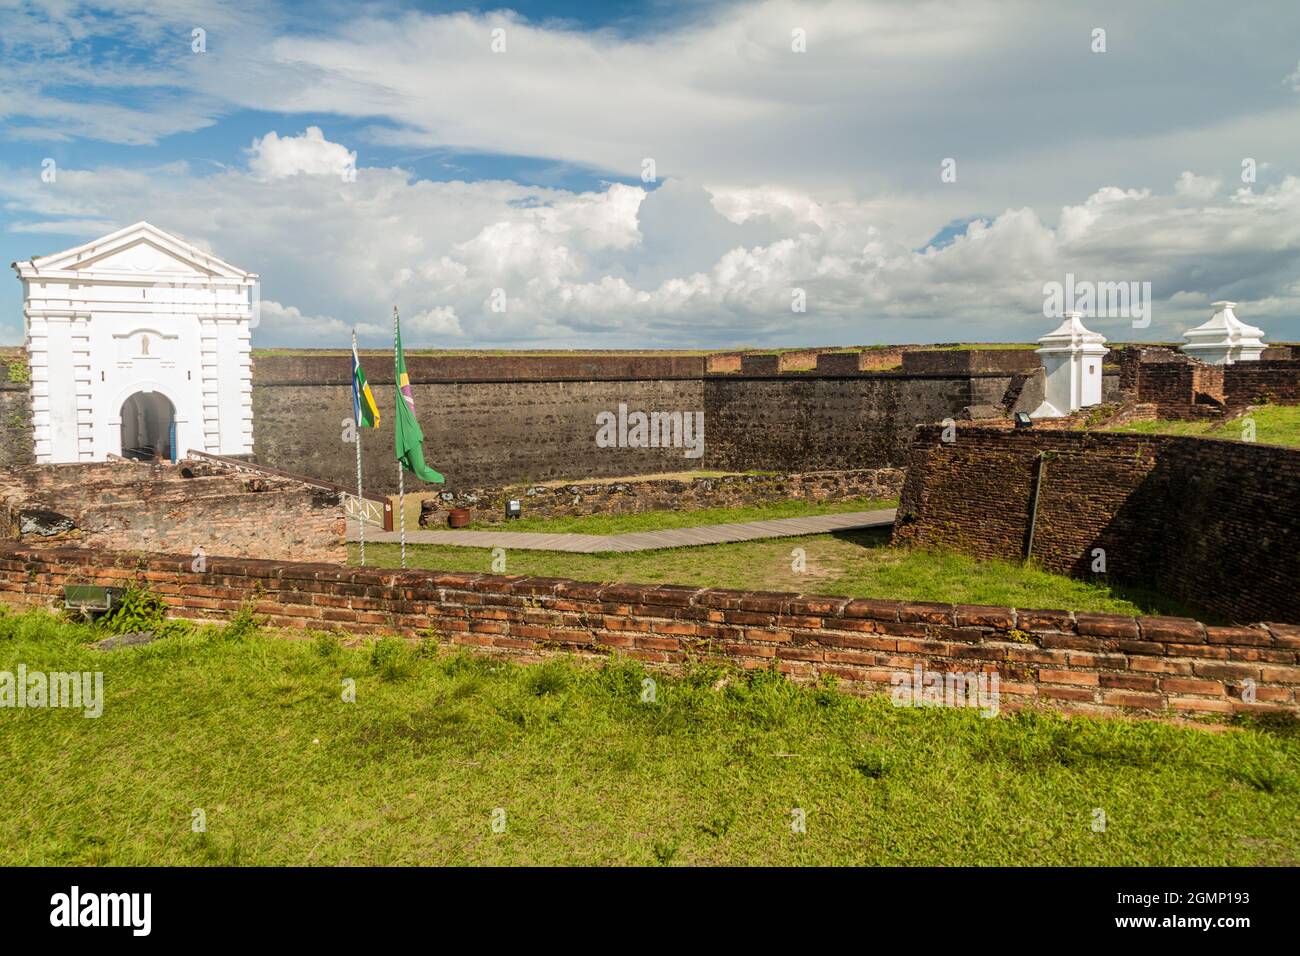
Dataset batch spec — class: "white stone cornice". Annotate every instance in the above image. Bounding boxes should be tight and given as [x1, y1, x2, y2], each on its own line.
[1182, 301, 1267, 364]
[13, 221, 257, 281]
[1035, 311, 1109, 356]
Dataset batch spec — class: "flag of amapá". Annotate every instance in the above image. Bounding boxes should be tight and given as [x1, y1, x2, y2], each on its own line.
[351, 337, 380, 428]
[393, 315, 444, 483]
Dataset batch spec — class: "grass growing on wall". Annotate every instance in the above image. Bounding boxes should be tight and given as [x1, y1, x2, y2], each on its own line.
[1101, 404, 1300, 448]
[0, 607, 1294, 866]
[356, 528, 1201, 618]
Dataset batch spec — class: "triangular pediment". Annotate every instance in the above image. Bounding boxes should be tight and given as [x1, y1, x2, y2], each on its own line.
[17, 222, 254, 280]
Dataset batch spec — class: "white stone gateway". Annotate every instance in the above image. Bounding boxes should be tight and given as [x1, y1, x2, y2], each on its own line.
[1181, 301, 1267, 365]
[10, 222, 257, 464]
[1031, 311, 1108, 419]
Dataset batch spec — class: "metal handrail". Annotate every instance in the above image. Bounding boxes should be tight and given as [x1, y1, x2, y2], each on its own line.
[185, 449, 394, 531]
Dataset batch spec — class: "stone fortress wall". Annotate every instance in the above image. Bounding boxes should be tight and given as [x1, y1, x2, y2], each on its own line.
[249, 347, 1051, 493]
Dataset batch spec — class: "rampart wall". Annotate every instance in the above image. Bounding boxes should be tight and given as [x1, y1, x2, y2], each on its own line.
[1, 543, 1293, 720]
[893, 426, 1300, 624]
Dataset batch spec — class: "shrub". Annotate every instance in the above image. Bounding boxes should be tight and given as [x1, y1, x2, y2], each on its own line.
[98, 586, 167, 635]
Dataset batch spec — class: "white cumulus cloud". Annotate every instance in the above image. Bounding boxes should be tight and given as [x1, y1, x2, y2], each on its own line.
[248, 127, 357, 180]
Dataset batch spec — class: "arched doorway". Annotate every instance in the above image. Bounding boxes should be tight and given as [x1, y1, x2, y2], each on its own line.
[120, 391, 175, 461]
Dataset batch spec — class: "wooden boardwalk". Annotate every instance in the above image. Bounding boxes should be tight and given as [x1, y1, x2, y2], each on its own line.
[347, 509, 896, 554]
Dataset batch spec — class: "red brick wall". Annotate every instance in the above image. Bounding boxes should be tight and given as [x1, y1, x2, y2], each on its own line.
[893, 426, 1300, 625]
[0, 543, 1295, 719]
[1223, 360, 1300, 404]
[1120, 353, 1299, 409]
[1194, 364, 1226, 403]
[815, 352, 868, 374]
[1113, 346, 1185, 397]
[814, 349, 908, 373]
[777, 351, 821, 371]
[1134, 362, 1198, 405]
[706, 354, 742, 373]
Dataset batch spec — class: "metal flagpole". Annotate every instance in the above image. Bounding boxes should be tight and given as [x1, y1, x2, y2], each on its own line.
[353, 331, 366, 568]
[394, 306, 407, 569]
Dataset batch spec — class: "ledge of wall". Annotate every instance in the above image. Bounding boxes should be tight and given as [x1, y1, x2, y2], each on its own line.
[253, 352, 708, 385]
[901, 349, 1041, 375]
[1, 544, 1295, 720]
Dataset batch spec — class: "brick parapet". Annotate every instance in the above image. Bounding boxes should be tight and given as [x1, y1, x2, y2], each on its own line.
[1, 543, 1293, 720]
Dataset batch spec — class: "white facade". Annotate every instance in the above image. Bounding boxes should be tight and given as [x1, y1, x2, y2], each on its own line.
[11, 222, 257, 464]
[1182, 301, 1267, 365]
[1031, 312, 1108, 419]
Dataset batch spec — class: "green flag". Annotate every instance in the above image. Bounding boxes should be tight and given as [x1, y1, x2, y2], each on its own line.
[393, 314, 444, 484]
[351, 335, 380, 428]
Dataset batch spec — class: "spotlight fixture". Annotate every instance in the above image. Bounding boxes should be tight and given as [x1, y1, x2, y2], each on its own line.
[1014, 412, 1033, 429]
[506, 499, 522, 519]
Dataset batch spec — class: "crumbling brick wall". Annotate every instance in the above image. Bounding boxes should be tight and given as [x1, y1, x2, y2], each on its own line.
[1133, 362, 1197, 406]
[1, 460, 345, 563]
[1117, 350, 1299, 410]
[1113, 346, 1185, 397]
[0, 544, 1294, 720]
[1223, 359, 1300, 405]
[419, 467, 903, 527]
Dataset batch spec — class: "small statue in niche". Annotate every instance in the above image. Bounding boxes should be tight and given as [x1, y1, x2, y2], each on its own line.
[140, 335, 150, 356]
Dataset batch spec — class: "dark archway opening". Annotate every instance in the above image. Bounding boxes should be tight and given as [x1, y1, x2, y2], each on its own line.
[120, 391, 175, 461]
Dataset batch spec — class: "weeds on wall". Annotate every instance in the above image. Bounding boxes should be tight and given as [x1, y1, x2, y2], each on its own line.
[69, 584, 264, 643]
[97, 586, 171, 636]
[5, 360, 29, 385]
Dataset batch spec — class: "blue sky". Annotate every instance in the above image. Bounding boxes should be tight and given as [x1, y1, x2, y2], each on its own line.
[3, 0, 1300, 348]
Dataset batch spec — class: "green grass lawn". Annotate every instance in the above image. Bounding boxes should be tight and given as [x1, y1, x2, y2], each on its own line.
[1101, 404, 1300, 448]
[2, 607, 1295, 866]
[355, 527, 1201, 618]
